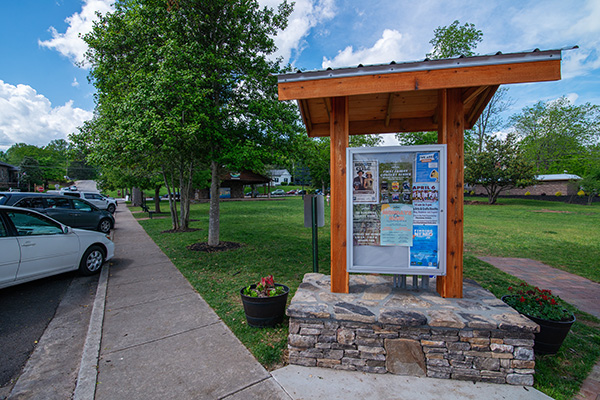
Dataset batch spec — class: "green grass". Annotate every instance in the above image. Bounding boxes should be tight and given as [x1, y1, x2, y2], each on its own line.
[132, 197, 600, 398]
[465, 197, 600, 282]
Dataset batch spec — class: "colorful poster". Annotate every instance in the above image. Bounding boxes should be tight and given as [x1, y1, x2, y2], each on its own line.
[352, 160, 379, 204]
[353, 204, 381, 246]
[410, 225, 439, 267]
[380, 204, 413, 246]
[416, 152, 440, 183]
[412, 183, 439, 225]
[379, 161, 413, 205]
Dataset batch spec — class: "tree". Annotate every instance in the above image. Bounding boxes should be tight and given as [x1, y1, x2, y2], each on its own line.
[19, 156, 43, 191]
[470, 87, 513, 153]
[398, 21, 485, 145]
[464, 134, 537, 204]
[510, 97, 600, 176]
[77, 0, 301, 243]
[580, 165, 600, 205]
[427, 20, 483, 59]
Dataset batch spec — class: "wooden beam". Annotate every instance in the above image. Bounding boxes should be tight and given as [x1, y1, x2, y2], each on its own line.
[299, 99, 313, 133]
[307, 117, 437, 137]
[437, 89, 447, 144]
[465, 85, 499, 128]
[437, 88, 464, 298]
[461, 86, 488, 106]
[384, 93, 394, 127]
[324, 98, 332, 120]
[278, 60, 560, 100]
[330, 97, 349, 293]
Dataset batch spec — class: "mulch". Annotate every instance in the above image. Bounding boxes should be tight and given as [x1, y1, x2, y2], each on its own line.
[161, 228, 201, 234]
[187, 241, 244, 253]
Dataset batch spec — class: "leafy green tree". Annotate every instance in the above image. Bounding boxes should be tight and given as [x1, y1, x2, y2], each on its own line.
[427, 20, 483, 59]
[19, 156, 44, 191]
[464, 134, 537, 204]
[398, 21, 486, 146]
[77, 0, 301, 242]
[510, 97, 600, 176]
[580, 165, 600, 205]
[471, 87, 513, 153]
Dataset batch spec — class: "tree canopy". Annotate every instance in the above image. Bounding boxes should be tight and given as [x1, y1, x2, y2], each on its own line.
[427, 20, 483, 60]
[465, 134, 537, 204]
[510, 97, 600, 176]
[74, 0, 302, 242]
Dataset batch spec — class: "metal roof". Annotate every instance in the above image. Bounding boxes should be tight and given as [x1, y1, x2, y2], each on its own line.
[537, 174, 582, 181]
[277, 47, 575, 85]
[277, 47, 574, 137]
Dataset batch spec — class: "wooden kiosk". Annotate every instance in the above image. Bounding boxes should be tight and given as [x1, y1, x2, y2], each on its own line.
[277, 49, 564, 298]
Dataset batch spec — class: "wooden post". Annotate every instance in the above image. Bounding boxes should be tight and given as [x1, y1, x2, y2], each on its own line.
[330, 96, 349, 293]
[437, 88, 464, 298]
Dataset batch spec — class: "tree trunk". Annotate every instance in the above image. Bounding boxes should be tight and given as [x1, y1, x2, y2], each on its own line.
[131, 187, 143, 206]
[178, 161, 193, 231]
[208, 160, 220, 246]
[162, 167, 179, 230]
[154, 185, 161, 213]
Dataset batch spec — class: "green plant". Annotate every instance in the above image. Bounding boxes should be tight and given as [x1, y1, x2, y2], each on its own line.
[504, 283, 572, 321]
[243, 275, 286, 297]
[525, 191, 531, 195]
[555, 191, 562, 196]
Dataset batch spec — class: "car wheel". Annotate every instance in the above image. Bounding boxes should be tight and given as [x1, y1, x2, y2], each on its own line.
[98, 218, 112, 233]
[79, 245, 105, 276]
[107, 204, 116, 214]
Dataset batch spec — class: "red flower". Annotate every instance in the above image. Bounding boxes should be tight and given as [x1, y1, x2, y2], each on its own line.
[551, 299, 557, 305]
[519, 296, 526, 303]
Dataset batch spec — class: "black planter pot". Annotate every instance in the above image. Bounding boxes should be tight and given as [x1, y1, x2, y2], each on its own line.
[240, 284, 289, 328]
[502, 295, 576, 355]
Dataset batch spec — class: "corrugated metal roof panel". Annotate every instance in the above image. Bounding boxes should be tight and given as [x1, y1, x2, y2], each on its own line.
[277, 47, 577, 84]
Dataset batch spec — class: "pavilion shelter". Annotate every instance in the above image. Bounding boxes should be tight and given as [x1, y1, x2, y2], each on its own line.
[277, 48, 571, 298]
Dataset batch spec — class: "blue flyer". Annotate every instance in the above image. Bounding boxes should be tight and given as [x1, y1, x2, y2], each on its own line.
[415, 152, 440, 183]
[410, 225, 438, 267]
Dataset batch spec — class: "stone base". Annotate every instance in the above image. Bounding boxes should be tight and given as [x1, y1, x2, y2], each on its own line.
[287, 274, 539, 386]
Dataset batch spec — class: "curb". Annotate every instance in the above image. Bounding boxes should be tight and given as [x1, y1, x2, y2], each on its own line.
[73, 263, 109, 400]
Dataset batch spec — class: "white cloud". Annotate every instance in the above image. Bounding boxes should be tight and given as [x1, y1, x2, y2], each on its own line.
[322, 29, 416, 69]
[71, 77, 80, 87]
[38, 0, 114, 67]
[260, 0, 336, 64]
[0, 80, 92, 151]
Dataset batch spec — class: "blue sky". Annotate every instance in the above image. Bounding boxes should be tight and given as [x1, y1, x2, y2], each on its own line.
[1, 0, 599, 151]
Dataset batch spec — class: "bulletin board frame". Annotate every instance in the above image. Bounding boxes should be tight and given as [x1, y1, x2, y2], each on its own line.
[346, 145, 447, 276]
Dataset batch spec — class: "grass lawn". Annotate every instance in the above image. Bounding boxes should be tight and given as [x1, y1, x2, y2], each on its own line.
[133, 197, 600, 399]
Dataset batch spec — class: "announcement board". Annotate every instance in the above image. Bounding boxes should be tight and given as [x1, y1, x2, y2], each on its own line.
[347, 145, 447, 275]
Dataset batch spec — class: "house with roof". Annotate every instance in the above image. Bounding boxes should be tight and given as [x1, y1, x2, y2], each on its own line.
[268, 169, 292, 186]
[472, 173, 582, 196]
[0, 161, 19, 190]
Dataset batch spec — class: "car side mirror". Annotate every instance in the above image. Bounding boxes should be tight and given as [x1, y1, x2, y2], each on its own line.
[63, 226, 72, 234]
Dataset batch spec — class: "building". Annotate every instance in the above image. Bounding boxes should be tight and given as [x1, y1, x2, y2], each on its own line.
[473, 173, 582, 196]
[195, 170, 271, 199]
[0, 161, 19, 190]
[269, 169, 292, 186]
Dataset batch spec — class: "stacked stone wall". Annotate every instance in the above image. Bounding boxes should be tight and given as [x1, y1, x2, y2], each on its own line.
[288, 319, 535, 385]
[287, 274, 538, 386]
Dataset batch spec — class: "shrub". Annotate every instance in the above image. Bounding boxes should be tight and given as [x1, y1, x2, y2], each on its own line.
[555, 191, 562, 196]
[578, 189, 585, 196]
[525, 191, 531, 196]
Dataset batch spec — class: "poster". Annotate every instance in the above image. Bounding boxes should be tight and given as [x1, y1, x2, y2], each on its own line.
[352, 160, 378, 204]
[410, 225, 439, 267]
[415, 152, 440, 183]
[352, 204, 381, 246]
[379, 161, 413, 205]
[412, 183, 439, 225]
[380, 204, 413, 246]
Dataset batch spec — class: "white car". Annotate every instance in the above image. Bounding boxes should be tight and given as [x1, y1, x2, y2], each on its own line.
[60, 190, 118, 214]
[0, 206, 115, 289]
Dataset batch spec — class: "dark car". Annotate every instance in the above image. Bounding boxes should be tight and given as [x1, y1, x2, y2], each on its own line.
[0, 192, 114, 233]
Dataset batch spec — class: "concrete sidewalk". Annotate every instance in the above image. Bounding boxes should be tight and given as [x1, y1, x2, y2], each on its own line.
[78, 205, 553, 399]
